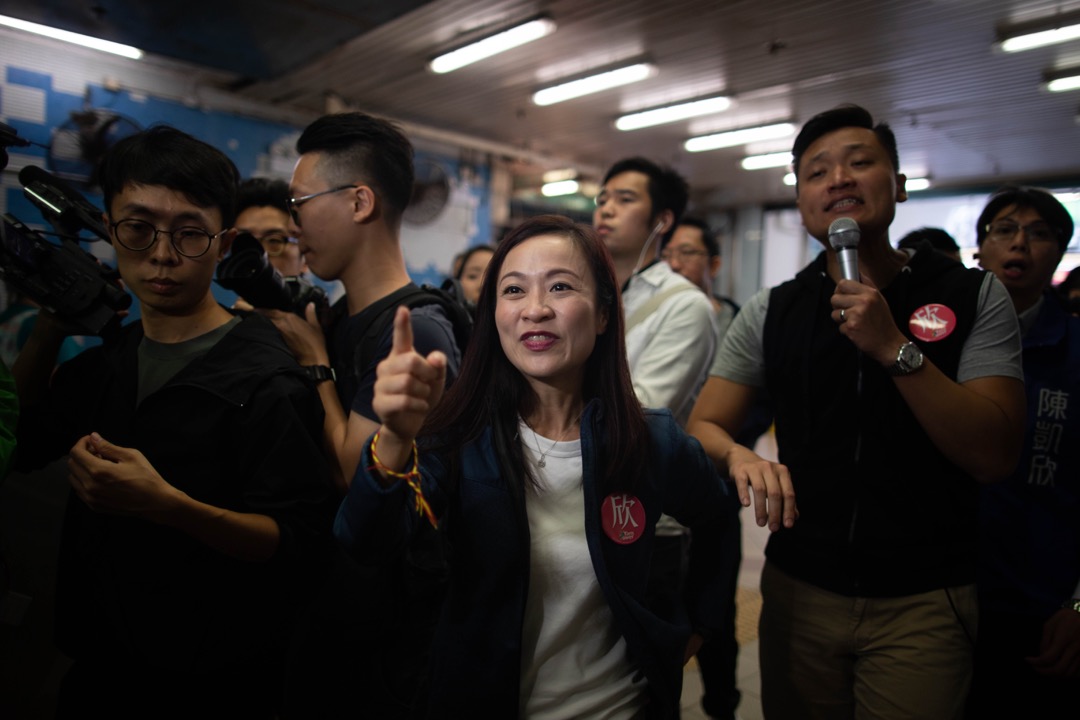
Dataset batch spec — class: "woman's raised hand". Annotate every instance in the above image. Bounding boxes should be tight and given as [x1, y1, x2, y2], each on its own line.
[373, 306, 448, 445]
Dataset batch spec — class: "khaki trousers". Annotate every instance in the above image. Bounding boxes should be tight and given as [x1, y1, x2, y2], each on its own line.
[759, 561, 977, 720]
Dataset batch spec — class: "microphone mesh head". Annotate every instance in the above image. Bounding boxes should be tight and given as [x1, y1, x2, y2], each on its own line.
[828, 217, 860, 250]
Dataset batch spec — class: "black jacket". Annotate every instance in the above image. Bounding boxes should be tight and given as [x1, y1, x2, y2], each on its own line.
[17, 312, 336, 676]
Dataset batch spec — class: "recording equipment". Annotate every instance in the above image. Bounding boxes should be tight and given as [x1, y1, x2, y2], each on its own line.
[829, 217, 861, 282]
[18, 165, 110, 242]
[0, 138, 129, 338]
[215, 233, 327, 318]
[0, 214, 130, 337]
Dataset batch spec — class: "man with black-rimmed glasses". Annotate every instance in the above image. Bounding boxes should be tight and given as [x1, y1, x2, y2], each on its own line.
[265, 111, 461, 493]
[12, 125, 336, 718]
[262, 110, 463, 719]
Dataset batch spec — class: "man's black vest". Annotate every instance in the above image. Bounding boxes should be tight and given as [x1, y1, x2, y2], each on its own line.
[762, 247, 988, 596]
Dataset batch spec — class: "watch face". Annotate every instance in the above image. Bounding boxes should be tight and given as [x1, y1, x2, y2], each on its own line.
[899, 342, 923, 370]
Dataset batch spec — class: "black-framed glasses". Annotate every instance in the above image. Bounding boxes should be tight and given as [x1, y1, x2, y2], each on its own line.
[255, 233, 298, 257]
[110, 218, 225, 258]
[288, 184, 359, 226]
[984, 221, 1060, 245]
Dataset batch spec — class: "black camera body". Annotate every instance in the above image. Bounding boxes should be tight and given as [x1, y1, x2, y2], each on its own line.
[0, 213, 130, 337]
[0, 128, 128, 338]
[216, 233, 327, 317]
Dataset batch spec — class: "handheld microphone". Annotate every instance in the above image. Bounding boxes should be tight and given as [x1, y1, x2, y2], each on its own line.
[828, 217, 861, 282]
[18, 165, 110, 242]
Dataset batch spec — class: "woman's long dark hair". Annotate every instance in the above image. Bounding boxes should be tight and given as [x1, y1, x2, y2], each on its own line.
[423, 215, 649, 494]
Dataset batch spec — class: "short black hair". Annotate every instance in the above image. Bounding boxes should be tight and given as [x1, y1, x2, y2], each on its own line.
[897, 227, 959, 254]
[976, 185, 1074, 253]
[601, 156, 689, 242]
[667, 216, 720, 258]
[98, 125, 240, 226]
[296, 112, 414, 225]
[792, 104, 900, 180]
[237, 177, 290, 215]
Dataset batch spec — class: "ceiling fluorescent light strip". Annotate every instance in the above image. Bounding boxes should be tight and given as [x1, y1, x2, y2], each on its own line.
[997, 10, 1080, 52]
[906, 177, 932, 191]
[541, 180, 579, 196]
[430, 16, 556, 74]
[1046, 70, 1080, 92]
[616, 96, 732, 131]
[685, 122, 796, 152]
[741, 151, 792, 170]
[533, 62, 654, 106]
[0, 14, 143, 59]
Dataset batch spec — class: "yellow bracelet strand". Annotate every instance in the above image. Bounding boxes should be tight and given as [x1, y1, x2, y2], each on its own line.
[369, 432, 437, 528]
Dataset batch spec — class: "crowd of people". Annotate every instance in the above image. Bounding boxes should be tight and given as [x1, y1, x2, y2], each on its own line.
[0, 101, 1077, 719]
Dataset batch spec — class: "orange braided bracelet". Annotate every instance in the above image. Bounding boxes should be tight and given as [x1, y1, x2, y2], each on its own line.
[369, 432, 437, 528]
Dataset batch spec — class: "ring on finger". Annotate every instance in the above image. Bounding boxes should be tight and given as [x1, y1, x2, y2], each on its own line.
[839, 308, 846, 323]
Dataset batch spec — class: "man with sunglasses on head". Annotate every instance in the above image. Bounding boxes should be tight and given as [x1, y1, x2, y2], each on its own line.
[264, 111, 462, 718]
[11, 125, 336, 717]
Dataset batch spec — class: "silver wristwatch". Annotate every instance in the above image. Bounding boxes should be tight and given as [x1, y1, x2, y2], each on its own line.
[887, 341, 924, 376]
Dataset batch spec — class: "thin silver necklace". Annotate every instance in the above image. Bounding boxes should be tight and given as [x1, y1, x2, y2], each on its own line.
[523, 418, 578, 468]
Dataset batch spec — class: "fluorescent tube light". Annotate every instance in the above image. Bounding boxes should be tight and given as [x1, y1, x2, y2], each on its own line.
[429, 16, 556, 74]
[1045, 68, 1080, 92]
[533, 62, 654, 106]
[541, 180, 579, 197]
[906, 177, 932, 192]
[616, 96, 732, 131]
[542, 168, 577, 183]
[783, 173, 797, 186]
[997, 11, 1080, 52]
[685, 122, 796, 153]
[741, 151, 792, 170]
[0, 14, 143, 59]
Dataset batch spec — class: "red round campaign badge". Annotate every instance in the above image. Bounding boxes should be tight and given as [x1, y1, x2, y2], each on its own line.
[908, 303, 957, 342]
[601, 493, 646, 544]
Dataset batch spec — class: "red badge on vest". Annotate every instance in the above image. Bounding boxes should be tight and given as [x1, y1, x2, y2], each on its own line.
[601, 493, 646, 544]
[908, 303, 957, 342]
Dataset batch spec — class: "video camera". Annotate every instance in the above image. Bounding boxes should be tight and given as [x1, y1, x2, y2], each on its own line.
[0, 124, 130, 337]
[215, 233, 327, 318]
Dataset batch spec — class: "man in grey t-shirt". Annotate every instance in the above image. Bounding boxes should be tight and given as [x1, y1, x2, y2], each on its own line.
[687, 104, 1025, 720]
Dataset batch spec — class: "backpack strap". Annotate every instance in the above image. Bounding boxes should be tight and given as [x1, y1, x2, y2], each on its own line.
[625, 283, 698, 334]
[354, 282, 473, 384]
[352, 284, 428, 382]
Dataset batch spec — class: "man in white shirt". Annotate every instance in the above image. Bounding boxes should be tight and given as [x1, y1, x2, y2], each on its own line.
[594, 157, 715, 425]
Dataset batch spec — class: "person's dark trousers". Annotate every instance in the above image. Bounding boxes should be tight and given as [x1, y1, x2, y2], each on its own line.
[696, 496, 742, 719]
[645, 532, 692, 623]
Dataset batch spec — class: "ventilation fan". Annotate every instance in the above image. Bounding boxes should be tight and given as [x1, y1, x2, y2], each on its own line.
[48, 109, 142, 188]
[404, 160, 451, 225]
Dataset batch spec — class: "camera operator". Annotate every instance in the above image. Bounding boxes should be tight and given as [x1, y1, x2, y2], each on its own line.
[11, 126, 336, 717]
[230, 178, 308, 312]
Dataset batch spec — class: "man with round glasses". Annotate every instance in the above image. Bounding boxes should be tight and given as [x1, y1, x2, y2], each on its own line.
[11, 125, 335, 717]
